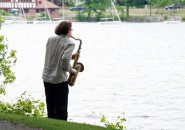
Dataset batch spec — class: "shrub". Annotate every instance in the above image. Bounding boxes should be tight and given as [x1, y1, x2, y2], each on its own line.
[100, 113, 126, 130]
[0, 91, 45, 117]
[182, 16, 185, 21]
[77, 12, 87, 22]
[0, 10, 10, 16]
[164, 15, 168, 20]
[40, 12, 51, 20]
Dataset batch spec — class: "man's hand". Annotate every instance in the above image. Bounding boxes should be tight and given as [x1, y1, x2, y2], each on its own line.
[70, 68, 77, 74]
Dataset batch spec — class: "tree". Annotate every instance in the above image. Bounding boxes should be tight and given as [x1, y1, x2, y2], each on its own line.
[148, 0, 178, 14]
[0, 17, 17, 95]
[49, 0, 75, 6]
[49, 0, 63, 6]
[83, 0, 110, 21]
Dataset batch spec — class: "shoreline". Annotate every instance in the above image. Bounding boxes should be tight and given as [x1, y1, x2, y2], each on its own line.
[2, 14, 184, 23]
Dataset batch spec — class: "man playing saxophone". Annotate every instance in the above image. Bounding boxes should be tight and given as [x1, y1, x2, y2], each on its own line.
[42, 20, 77, 121]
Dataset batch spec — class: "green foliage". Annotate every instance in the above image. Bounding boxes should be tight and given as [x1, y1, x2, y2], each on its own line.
[95, 11, 104, 21]
[84, 0, 110, 21]
[40, 12, 50, 20]
[116, 6, 127, 21]
[149, 0, 177, 8]
[100, 113, 126, 130]
[0, 17, 17, 95]
[122, 0, 147, 6]
[156, 0, 170, 8]
[131, 0, 147, 7]
[77, 12, 87, 22]
[0, 92, 45, 117]
[0, 10, 10, 16]
[163, 15, 168, 20]
[66, 0, 75, 7]
[0, 17, 4, 29]
[182, 16, 185, 21]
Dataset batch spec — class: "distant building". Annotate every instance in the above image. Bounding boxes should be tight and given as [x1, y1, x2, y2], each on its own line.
[0, 0, 60, 19]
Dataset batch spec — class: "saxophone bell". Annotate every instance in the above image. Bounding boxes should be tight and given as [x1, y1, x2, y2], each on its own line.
[76, 62, 84, 72]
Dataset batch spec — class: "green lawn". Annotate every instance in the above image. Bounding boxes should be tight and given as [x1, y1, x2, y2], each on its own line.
[0, 113, 115, 130]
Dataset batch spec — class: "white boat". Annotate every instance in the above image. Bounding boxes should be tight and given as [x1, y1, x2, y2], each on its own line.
[163, 20, 182, 24]
[2, 16, 27, 24]
[26, 20, 53, 24]
[3, 19, 13, 25]
[99, 17, 121, 25]
[98, 0, 121, 25]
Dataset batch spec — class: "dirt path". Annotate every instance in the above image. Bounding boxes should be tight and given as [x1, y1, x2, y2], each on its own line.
[0, 120, 43, 130]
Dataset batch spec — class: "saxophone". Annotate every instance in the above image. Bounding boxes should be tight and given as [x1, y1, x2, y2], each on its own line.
[68, 36, 84, 86]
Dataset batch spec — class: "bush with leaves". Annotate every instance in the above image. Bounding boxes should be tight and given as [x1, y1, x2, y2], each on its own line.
[100, 113, 126, 130]
[182, 16, 185, 22]
[0, 91, 46, 117]
[40, 12, 51, 20]
[83, 0, 110, 21]
[0, 17, 17, 95]
[0, 10, 10, 16]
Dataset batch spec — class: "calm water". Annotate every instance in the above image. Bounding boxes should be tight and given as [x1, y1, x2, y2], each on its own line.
[1, 22, 185, 130]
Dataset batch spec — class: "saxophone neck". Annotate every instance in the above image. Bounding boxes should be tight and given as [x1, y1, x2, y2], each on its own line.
[71, 36, 81, 42]
[71, 36, 82, 51]
[71, 36, 79, 40]
[71, 36, 75, 39]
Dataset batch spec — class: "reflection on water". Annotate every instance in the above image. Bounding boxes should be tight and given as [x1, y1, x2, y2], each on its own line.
[1, 22, 185, 130]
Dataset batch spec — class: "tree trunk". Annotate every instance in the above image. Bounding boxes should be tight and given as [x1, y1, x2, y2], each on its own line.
[126, 5, 129, 18]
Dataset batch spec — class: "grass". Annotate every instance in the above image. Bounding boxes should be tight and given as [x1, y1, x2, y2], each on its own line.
[0, 113, 115, 130]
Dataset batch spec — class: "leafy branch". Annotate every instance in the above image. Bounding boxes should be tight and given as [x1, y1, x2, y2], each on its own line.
[100, 113, 126, 130]
[0, 17, 17, 95]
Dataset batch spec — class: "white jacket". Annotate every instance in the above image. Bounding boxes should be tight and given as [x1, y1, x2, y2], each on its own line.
[42, 35, 75, 84]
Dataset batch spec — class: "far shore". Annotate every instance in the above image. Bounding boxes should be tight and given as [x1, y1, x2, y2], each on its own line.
[1, 7, 185, 23]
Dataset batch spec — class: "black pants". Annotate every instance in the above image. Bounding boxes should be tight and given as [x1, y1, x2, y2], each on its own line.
[44, 81, 69, 121]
